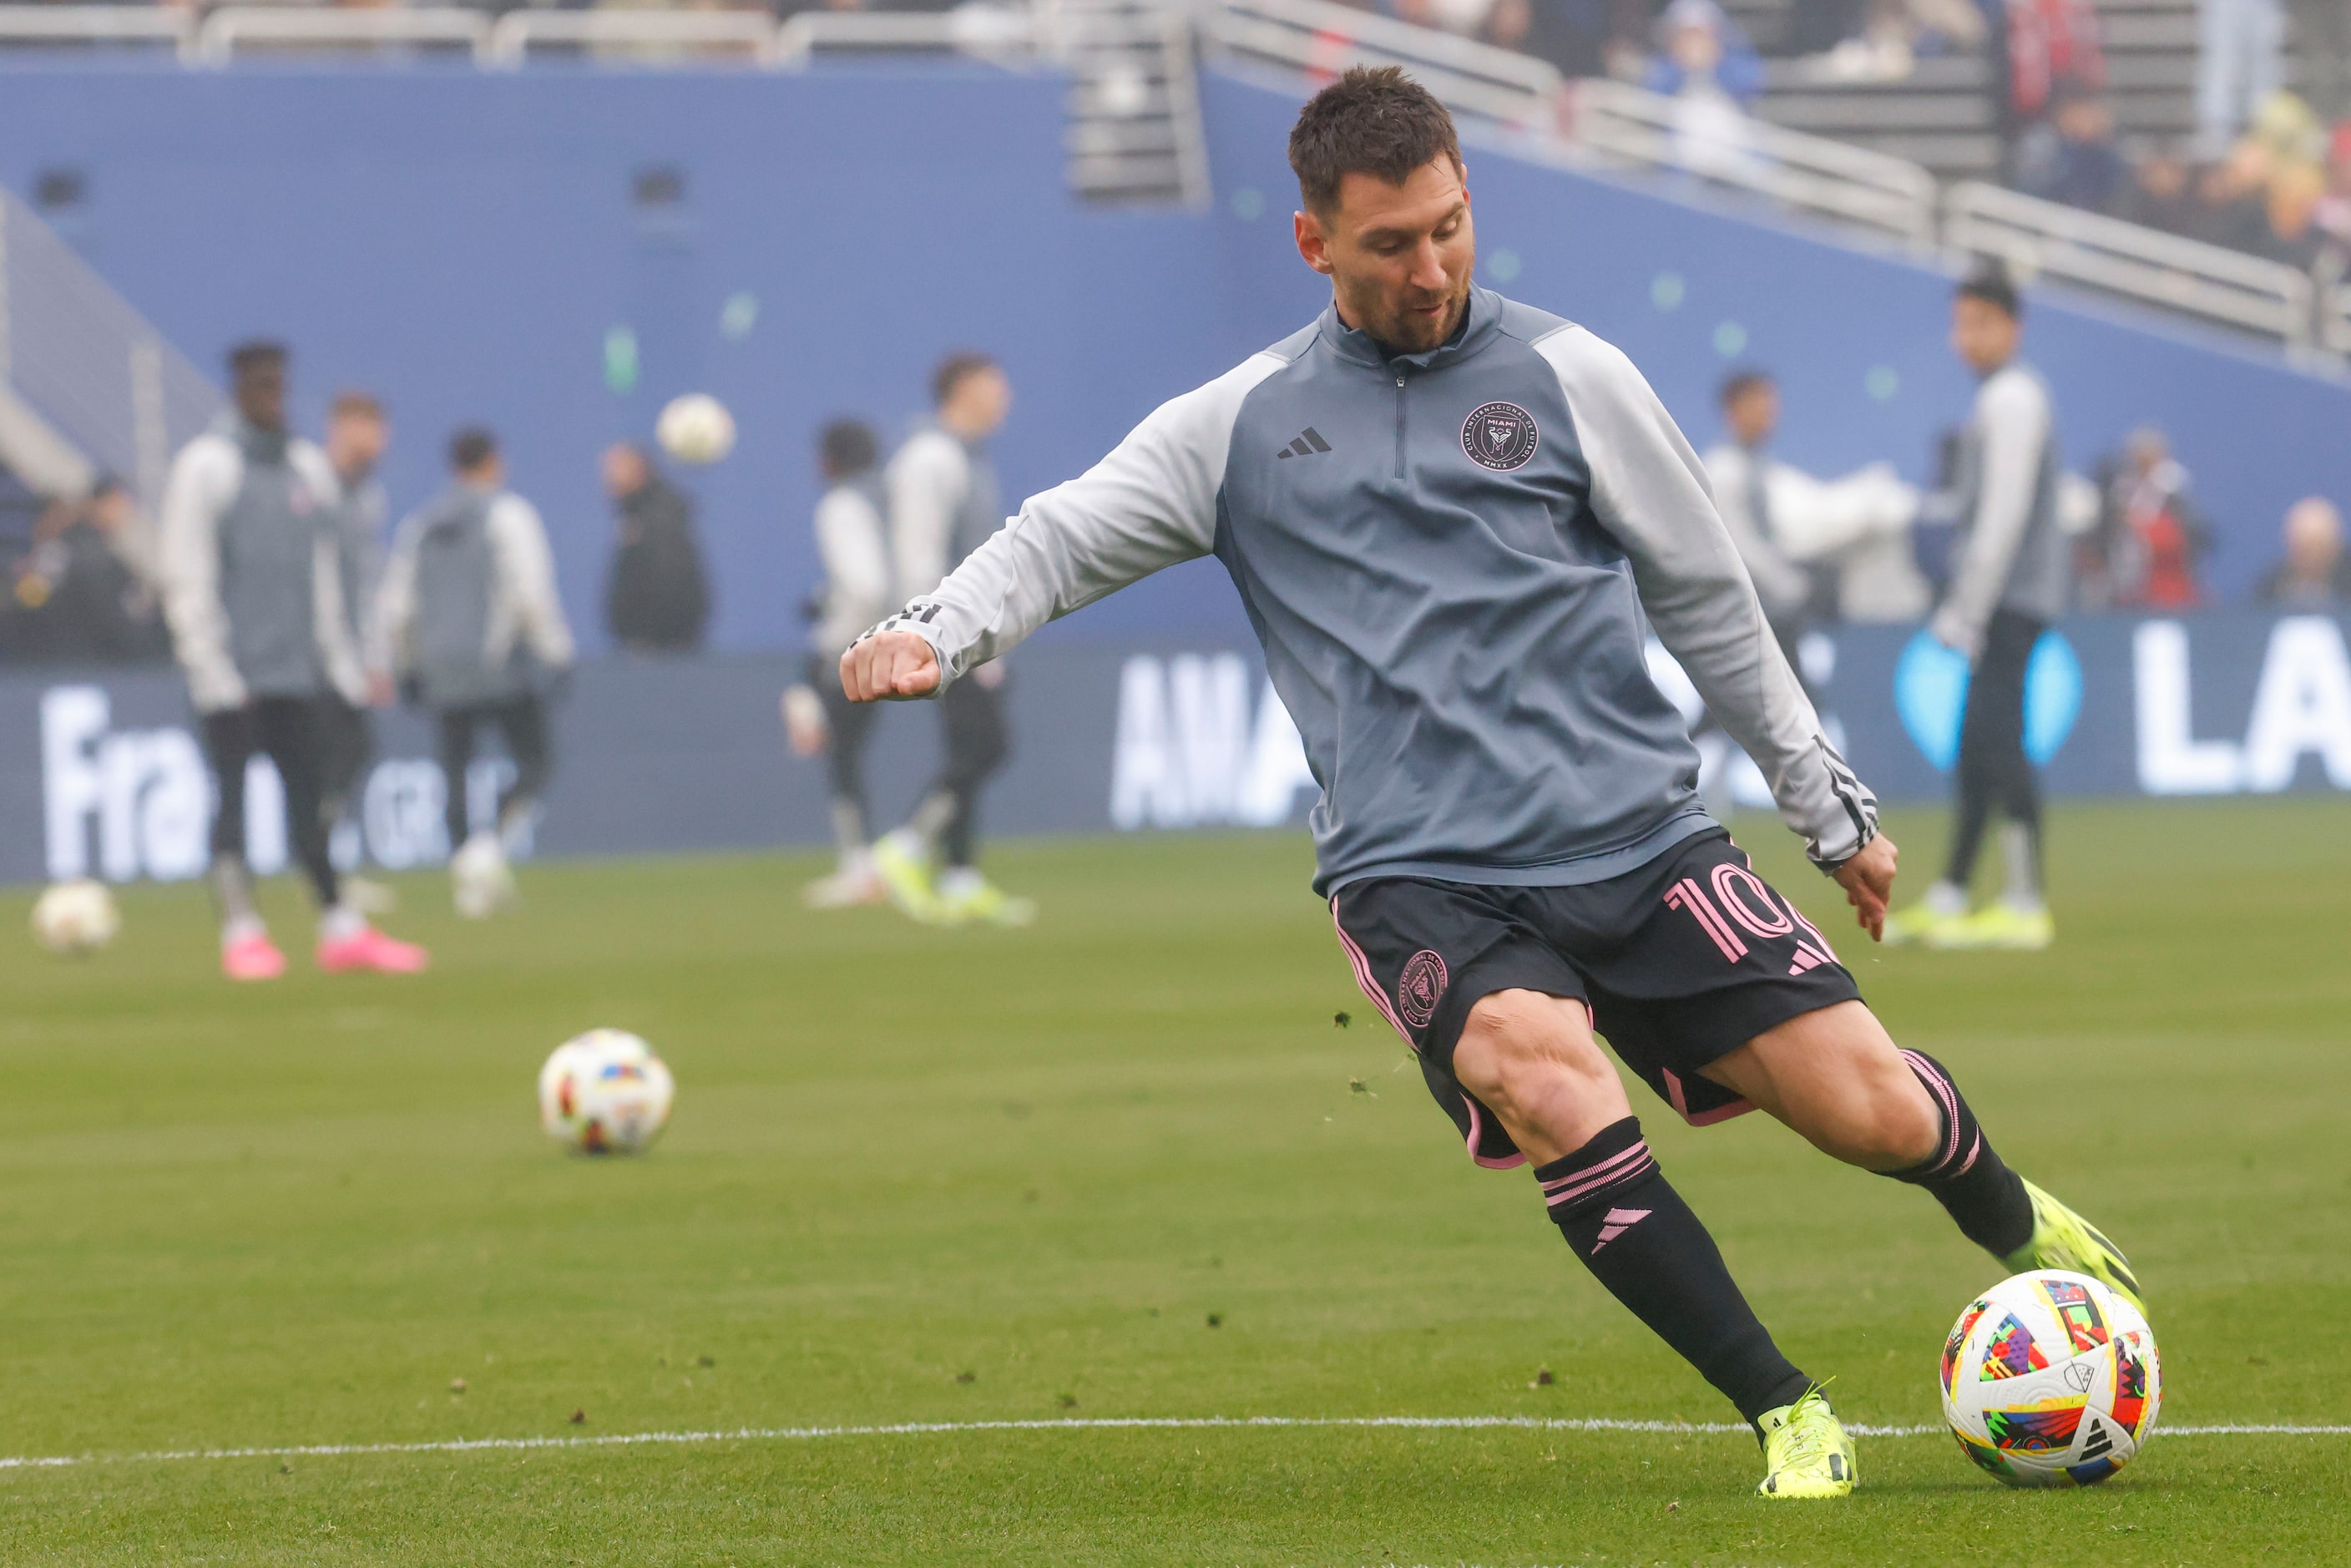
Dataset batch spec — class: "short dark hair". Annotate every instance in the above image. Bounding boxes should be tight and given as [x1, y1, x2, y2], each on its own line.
[1719, 367, 1774, 408]
[449, 427, 498, 473]
[1956, 260, 2022, 320]
[1287, 66, 1463, 217]
[228, 340, 286, 377]
[330, 389, 385, 422]
[820, 419, 878, 477]
[932, 352, 999, 409]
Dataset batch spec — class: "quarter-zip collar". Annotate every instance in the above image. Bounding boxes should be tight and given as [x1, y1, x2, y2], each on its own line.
[1321, 285, 1506, 372]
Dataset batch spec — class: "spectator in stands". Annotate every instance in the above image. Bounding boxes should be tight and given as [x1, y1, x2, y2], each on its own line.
[1643, 0, 1763, 177]
[1702, 368, 1929, 629]
[2255, 496, 2351, 607]
[3, 478, 169, 665]
[2014, 83, 2126, 210]
[2119, 144, 2200, 235]
[1482, 0, 1616, 80]
[601, 440, 710, 653]
[1999, 0, 2105, 177]
[2082, 428, 2208, 611]
[2188, 134, 2283, 252]
[2197, 0, 2284, 159]
[1808, 0, 1986, 83]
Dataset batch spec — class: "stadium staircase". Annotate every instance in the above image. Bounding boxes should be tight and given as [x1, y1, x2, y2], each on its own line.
[1048, 0, 1214, 206]
[0, 186, 218, 513]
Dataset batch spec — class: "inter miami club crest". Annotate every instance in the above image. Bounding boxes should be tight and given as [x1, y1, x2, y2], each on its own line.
[1397, 949, 1449, 1029]
[1461, 402, 1539, 472]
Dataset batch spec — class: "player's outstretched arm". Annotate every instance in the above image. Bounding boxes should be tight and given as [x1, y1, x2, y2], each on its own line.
[1539, 325, 1880, 874]
[841, 630, 940, 703]
[838, 351, 1287, 703]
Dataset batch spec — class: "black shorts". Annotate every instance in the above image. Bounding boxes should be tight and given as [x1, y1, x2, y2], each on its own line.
[1331, 828, 1861, 1168]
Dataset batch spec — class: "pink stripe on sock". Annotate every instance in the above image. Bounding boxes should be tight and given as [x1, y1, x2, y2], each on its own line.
[1540, 1142, 1656, 1207]
[1900, 1049, 1962, 1170]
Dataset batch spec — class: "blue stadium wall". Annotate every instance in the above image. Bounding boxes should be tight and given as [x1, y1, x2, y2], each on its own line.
[2, 60, 2348, 652]
[4, 62, 2350, 883]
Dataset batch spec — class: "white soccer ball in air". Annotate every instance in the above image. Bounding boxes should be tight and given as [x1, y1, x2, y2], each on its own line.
[1942, 1270, 2160, 1487]
[655, 393, 736, 465]
[538, 1029, 675, 1155]
[31, 878, 120, 955]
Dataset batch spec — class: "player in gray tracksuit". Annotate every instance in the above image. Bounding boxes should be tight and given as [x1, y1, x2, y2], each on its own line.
[318, 391, 392, 879]
[1886, 267, 2070, 951]
[783, 419, 896, 908]
[843, 69, 2139, 1498]
[377, 427, 575, 918]
[866, 352, 1031, 927]
[159, 341, 427, 979]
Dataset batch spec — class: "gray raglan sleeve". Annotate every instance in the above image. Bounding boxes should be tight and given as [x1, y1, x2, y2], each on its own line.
[1540, 326, 1878, 868]
[861, 352, 1287, 688]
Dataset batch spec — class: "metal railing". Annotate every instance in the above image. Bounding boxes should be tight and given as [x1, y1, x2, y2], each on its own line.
[2328, 281, 2351, 358]
[1200, 0, 1556, 130]
[1944, 181, 2317, 348]
[0, 3, 189, 53]
[197, 6, 493, 66]
[0, 187, 221, 508]
[1570, 76, 1937, 247]
[488, 8, 783, 68]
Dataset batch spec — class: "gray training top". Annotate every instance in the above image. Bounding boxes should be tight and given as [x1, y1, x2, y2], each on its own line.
[867, 288, 1878, 897]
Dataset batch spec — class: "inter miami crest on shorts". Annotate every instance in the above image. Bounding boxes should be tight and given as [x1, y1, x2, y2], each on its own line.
[1462, 402, 1539, 471]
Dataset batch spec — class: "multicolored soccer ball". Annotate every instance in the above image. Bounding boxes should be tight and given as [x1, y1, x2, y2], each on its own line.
[1941, 1270, 2160, 1486]
[538, 1029, 675, 1155]
[31, 879, 120, 954]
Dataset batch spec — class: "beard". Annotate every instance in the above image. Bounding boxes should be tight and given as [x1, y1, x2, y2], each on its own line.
[1357, 272, 1473, 355]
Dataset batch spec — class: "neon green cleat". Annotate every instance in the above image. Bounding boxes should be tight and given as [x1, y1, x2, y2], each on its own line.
[2005, 1179, 2145, 1314]
[1881, 900, 1962, 947]
[936, 873, 1037, 928]
[1925, 902, 2054, 951]
[1755, 1387, 1857, 1499]
[872, 832, 948, 925]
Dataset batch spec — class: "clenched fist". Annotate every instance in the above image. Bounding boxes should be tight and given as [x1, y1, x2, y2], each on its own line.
[840, 630, 941, 703]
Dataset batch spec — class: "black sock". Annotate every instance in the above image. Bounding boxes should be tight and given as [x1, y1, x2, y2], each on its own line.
[1883, 1049, 2035, 1257]
[1536, 1116, 1811, 1424]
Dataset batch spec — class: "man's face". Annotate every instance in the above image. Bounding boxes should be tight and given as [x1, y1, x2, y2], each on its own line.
[235, 362, 287, 432]
[88, 489, 132, 534]
[1727, 383, 1778, 447]
[2285, 501, 2343, 576]
[943, 367, 1012, 440]
[1949, 296, 2020, 375]
[326, 412, 387, 478]
[602, 443, 648, 497]
[1294, 154, 1474, 355]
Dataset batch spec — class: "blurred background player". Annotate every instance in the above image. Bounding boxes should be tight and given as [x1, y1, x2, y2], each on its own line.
[318, 390, 395, 913]
[379, 427, 575, 918]
[158, 341, 428, 979]
[868, 353, 1032, 927]
[601, 441, 710, 655]
[1886, 268, 2069, 951]
[783, 418, 892, 908]
[1701, 368, 1927, 639]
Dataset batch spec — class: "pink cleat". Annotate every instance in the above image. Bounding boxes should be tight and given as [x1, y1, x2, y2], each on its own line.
[316, 926, 430, 975]
[221, 932, 286, 982]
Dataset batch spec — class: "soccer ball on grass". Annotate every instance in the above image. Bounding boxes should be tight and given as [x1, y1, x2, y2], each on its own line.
[1942, 1270, 2160, 1486]
[538, 1029, 675, 1154]
[31, 879, 120, 954]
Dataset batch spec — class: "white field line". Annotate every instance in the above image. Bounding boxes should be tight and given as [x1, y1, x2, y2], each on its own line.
[2, 1414, 2346, 1472]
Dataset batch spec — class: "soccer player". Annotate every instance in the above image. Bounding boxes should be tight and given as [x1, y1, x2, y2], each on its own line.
[158, 341, 427, 979]
[1884, 268, 2068, 951]
[843, 70, 2140, 1498]
[378, 427, 575, 918]
[318, 390, 396, 912]
[785, 419, 893, 908]
[867, 353, 1032, 927]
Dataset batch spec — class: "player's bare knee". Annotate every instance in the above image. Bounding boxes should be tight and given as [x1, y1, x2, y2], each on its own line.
[1823, 1060, 1940, 1171]
[1454, 989, 1610, 1107]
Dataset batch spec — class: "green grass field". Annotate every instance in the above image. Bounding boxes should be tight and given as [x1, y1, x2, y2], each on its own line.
[2, 799, 2348, 1565]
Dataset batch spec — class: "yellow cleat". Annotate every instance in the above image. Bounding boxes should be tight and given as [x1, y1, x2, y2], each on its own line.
[872, 832, 948, 925]
[1756, 1387, 1857, 1499]
[936, 874, 1037, 928]
[1925, 903, 2054, 951]
[2005, 1179, 2145, 1314]
[1881, 900, 1961, 947]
